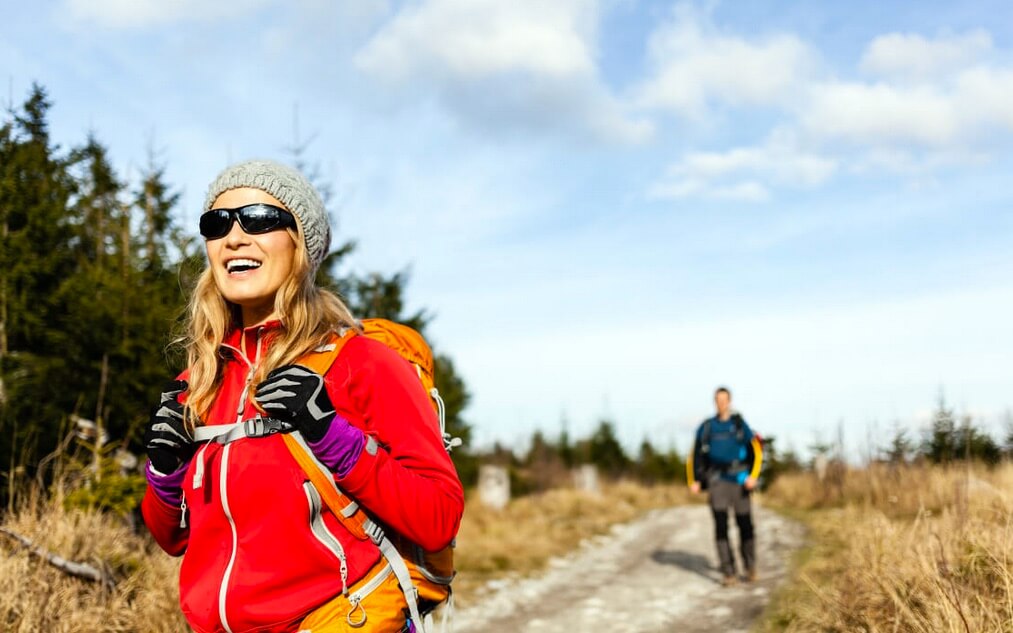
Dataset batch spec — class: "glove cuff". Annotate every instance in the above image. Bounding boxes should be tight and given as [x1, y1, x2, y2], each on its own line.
[146, 461, 188, 506]
[305, 415, 365, 478]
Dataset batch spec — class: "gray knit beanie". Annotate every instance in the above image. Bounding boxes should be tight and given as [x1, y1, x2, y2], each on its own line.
[203, 159, 331, 270]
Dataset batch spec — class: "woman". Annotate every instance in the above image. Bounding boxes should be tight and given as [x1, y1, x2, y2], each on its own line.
[141, 159, 464, 633]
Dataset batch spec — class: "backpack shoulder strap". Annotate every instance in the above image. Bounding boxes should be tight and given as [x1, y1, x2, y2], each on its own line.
[286, 323, 435, 633]
[294, 327, 357, 376]
[280, 327, 369, 540]
[731, 413, 746, 443]
[700, 418, 713, 454]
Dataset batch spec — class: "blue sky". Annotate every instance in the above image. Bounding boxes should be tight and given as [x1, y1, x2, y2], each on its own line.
[3, 0, 1011, 458]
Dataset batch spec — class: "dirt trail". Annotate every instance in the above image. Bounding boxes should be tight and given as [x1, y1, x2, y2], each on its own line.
[450, 502, 804, 633]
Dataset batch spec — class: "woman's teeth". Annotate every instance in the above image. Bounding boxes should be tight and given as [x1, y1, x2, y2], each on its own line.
[227, 259, 262, 273]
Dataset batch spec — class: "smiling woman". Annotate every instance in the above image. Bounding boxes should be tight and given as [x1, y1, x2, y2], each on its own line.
[139, 159, 464, 633]
[204, 190, 297, 327]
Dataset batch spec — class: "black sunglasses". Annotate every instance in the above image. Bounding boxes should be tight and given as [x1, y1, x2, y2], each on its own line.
[199, 203, 297, 240]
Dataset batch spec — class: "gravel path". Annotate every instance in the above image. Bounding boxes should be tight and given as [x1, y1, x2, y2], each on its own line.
[450, 502, 804, 633]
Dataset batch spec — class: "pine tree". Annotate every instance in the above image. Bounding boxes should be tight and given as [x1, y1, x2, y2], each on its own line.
[587, 419, 629, 478]
[636, 440, 663, 483]
[924, 395, 957, 464]
[52, 135, 132, 443]
[557, 420, 574, 468]
[953, 415, 1002, 465]
[135, 144, 181, 272]
[636, 439, 685, 484]
[883, 420, 914, 465]
[759, 435, 801, 489]
[1004, 411, 1013, 460]
[0, 88, 190, 483]
[120, 150, 190, 443]
[0, 84, 78, 469]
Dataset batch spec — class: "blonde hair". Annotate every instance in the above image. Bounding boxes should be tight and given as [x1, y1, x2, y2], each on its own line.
[181, 226, 358, 431]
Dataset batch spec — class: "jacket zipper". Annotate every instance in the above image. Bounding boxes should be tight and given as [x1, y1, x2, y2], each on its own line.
[218, 442, 237, 633]
[216, 326, 264, 633]
[303, 481, 350, 595]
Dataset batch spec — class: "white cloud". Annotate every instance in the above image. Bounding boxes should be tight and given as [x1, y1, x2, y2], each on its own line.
[860, 30, 993, 80]
[803, 32, 1013, 150]
[641, 19, 1013, 201]
[649, 178, 770, 202]
[356, 0, 597, 80]
[648, 131, 836, 202]
[802, 67, 1013, 149]
[635, 4, 816, 117]
[955, 67, 1013, 131]
[354, 0, 652, 144]
[58, 0, 386, 31]
[802, 81, 962, 146]
[59, 0, 273, 28]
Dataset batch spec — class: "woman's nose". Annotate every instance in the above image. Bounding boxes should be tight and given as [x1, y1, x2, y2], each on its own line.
[223, 219, 249, 246]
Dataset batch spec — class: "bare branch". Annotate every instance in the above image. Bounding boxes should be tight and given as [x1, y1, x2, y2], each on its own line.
[0, 526, 115, 590]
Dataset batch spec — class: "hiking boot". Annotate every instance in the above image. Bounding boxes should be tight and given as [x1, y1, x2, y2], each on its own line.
[721, 575, 737, 587]
[746, 568, 758, 583]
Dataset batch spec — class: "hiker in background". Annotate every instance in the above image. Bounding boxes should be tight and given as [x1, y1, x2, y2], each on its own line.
[687, 386, 763, 587]
[141, 159, 464, 632]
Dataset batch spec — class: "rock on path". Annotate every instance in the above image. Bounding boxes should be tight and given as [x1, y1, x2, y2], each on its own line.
[449, 503, 804, 633]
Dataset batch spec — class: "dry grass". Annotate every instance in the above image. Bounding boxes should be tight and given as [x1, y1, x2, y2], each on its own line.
[453, 481, 692, 604]
[759, 463, 1013, 633]
[0, 486, 186, 632]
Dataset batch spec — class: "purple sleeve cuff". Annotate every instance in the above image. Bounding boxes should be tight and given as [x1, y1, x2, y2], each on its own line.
[306, 415, 366, 478]
[146, 461, 187, 506]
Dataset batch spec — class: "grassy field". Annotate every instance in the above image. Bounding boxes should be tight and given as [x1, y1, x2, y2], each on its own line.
[759, 462, 1013, 633]
[0, 479, 690, 630]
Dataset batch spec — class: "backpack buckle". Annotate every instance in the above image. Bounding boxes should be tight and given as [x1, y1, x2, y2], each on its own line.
[243, 417, 291, 438]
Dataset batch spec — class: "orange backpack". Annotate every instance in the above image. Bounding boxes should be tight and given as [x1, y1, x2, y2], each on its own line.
[287, 319, 460, 632]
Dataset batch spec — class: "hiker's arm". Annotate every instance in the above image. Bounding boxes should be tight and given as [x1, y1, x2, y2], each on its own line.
[690, 426, 707, 486]
[745, 423, 763, 489]
[141, 487, 189, 556]
[686, 438, 698, 490]
[332, 337, 464, 552]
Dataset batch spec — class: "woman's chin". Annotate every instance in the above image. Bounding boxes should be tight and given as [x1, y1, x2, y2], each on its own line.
[224, 296, 277, 322]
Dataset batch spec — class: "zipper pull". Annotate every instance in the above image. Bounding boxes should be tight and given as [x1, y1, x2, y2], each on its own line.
[180, 495, 188, 529]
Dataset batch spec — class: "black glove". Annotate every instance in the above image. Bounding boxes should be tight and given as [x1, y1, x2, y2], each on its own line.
[255, 365, 335, 442]
[144, 379, 196, 474]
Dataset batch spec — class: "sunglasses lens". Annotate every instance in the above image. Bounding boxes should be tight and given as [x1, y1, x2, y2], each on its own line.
[199, 210, 233, 239]
[239, 204, 286, 234]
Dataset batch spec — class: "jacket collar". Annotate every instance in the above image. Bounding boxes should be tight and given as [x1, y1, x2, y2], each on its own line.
[222, 319, 284, 365]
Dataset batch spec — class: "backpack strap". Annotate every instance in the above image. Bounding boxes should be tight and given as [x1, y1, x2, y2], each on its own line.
[281, 431, 371, 540]
[295, 327, 357, 375]
[727, 414, 750, 476]
[288, 325, 430, 633]
[700, 418, 713, 457]
[731, 413, 745, 442]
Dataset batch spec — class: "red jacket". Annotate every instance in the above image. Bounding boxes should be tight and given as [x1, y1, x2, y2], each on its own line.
[141, 322, 464, 633]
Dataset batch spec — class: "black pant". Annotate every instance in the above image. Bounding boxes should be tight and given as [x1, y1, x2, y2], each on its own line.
[708, 478, 755, 577]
